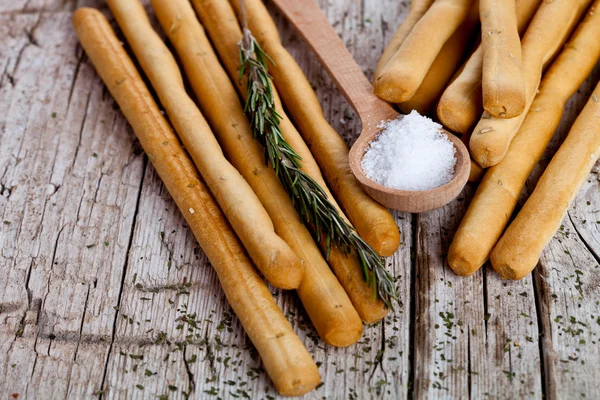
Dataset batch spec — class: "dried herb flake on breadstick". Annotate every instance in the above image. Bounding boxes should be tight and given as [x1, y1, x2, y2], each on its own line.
[71, 8, 319, 395]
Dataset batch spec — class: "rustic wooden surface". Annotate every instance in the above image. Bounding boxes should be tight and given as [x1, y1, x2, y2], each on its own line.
[1, 0, 599, 399]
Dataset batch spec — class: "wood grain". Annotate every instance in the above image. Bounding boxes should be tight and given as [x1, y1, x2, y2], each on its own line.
[1, 0, 600, 399]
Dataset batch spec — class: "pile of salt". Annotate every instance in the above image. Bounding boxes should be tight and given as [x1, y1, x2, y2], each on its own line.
[361, 110, 456, 191]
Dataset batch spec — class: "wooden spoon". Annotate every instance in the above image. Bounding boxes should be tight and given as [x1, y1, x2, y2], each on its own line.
[271, 0, 470, 213]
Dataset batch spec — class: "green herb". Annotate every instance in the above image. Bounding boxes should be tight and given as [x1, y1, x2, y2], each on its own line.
[237, 6, 396, 308]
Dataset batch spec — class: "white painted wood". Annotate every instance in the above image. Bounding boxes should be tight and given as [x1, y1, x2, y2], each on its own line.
[1, 0, 600, 399]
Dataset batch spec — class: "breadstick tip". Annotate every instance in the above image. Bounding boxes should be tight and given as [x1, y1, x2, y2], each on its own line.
[447, 247, 479, 277]
[72, 7, 101, 26]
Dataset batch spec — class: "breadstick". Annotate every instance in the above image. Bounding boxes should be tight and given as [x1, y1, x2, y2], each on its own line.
[491, 80, 600, 279]
[437, 46, 484, 134]
[192, 0, 390, 325]
[373, 0, 472, 103]
[450, 1, 600, 276]
[470, 0, 592, 168]
[71, 8, 319, 395]
[480, 0, 526, 118]
[468, 159, 484, 183]
[150, 0, 372, 344]
[437, 0, 542, 133]
[106, 0, 303, 290]
[461, 132, 485, 183]
[398, 0, 479, 115]
[229, 0, 400, 257]
[374, 0, 435, 82]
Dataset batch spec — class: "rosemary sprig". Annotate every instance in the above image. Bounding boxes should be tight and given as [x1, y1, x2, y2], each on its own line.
[237, 24, 397, 308]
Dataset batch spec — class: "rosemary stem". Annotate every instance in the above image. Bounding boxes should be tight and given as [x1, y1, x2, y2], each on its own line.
[236, 11, 397, 308]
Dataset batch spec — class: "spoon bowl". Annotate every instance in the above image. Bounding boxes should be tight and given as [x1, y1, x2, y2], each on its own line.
[349, 125, 471, 213]
[272, 0, 470, 212]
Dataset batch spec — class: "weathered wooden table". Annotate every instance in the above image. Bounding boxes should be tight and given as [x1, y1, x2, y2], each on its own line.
[1, 0, 600, 398]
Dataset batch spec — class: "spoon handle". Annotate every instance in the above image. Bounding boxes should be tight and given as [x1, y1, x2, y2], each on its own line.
[271, 0, 385, 118]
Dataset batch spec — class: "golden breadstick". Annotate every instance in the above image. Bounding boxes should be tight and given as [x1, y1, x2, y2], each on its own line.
[468, 160, 484, 183]
[437, 0, 542, 133]
[450, 1, 600, 276]
[150, 0, 372, 344]
[480, 0, 526, 118]
[470, 0, 592, 168]
[460, 132, 485, 183]
[106, 0, 303, 290]
[374, 0, 435, 82]
[398, 0, 480, 115]
[491, 79, 600, 279]
[373, 0, 472, 103]
[192, 0, 389, 325]
[71, 8, 319, 395]
[437, 46, 484, 134]
[229, 0, 400, 257]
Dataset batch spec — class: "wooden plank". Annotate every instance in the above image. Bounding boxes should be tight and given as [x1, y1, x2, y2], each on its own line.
[0, 10, 145, 399]
[414, 181, 543, 398]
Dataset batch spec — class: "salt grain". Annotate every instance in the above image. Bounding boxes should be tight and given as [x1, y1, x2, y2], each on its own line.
[361, 110, 456, 191]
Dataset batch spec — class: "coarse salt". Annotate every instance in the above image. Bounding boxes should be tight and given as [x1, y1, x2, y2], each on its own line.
[361, 110, 456, 191]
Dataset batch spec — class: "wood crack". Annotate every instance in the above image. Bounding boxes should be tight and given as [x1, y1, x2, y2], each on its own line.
[24, 13, 41, 48]
[567, 212, 600, 266]
[97, 157, 147, 398]
[482, 265, 489, 339]
[467, 330, 472, 399]
[182, 344, 196, 395]
[408, 212, 418, 398]
[93, 171, 107, 203]
[66, 47, 85, 114]
[532, 269, 551, 400]
[0, 59, 15, 87]
[70, 87, 94, 171]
